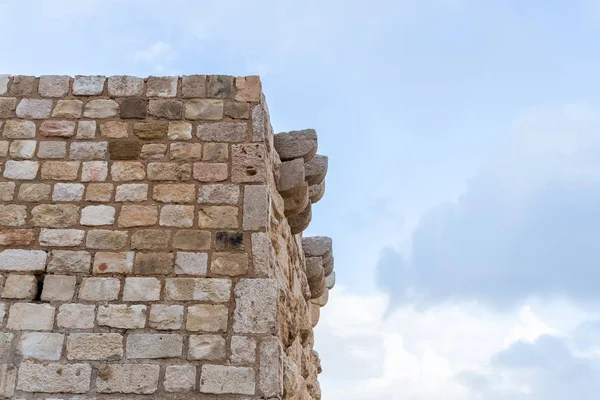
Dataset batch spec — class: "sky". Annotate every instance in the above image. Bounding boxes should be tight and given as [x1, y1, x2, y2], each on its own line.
[3, 0, 600, 398]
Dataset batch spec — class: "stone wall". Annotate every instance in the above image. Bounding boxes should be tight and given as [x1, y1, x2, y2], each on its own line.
[0, 74, 333, 399]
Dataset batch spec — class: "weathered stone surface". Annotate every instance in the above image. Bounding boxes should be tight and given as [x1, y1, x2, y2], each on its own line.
[38, 141, 67, 158]
[305, 154, 328, 185]
[193, 162, 228, 182]
[93, 251, 134, 274]
[86, 229, 128, 250]
[16, 99, 52, 119]
[127, 334, 183, 358]
[225, 100, 251, 119]
[3, 119, 35, 138]
[52, 99, 83, 118]
[175, 251, 207, 275]
[326, 271, 336, 289]
[77, 120, 96, 139]
[0, 204, 27, 227]
[185, 99, 223, 120]
[40, 275, 76, 301]
[96, 304, 146, 329]
[149, 305, 183, 330]
[173, 230, 211, 250]
[41, 161, 80, 180]
[39, 75, 70, 97]
[309, 180, 325, 203]
[232, 143, 266, 183]
[96, 363, 159, 394]
[243, 185, 268, 230]
[18, 183, 50, 201]
[73, 75, 106, 95]
[100, 120, 128, 138]
[140, 143, 167, 160]
[215, 231, 244, 250]
[197, 121, 247, 141]
[259, 336, 284, 397]
[1, 275, 36, 299]
[115, 183, 148, 202]
[164, 365, 196, 392]
[108, 141, 141, 160]
[80, 205, 115, 226]
[85, 182, 113, 202]
[19, 332, 64, 360]
[149, 99, 183, 119]
[0, 249, 46, 272]
[9, 140, 36, 159]
[81, 161, 108, 182]
[70, 141, 107, 159]
[0, 183, 15, 201]
[0, 98, 16, 118]
[284, 181, 309, 216]
[165, 278, 231, 302]
[108, 75, 144, 97]
[168, 121, 192, 140]
[182, 75, 207, 97]
[235, 75, 262, 101]
[57, 304, 95, 329]
[198, 206, 239, 229]
[118, 205, 157, 227]
[110, 161, 145, 181]
[134, 121, 168, 139]
[197, 184, 239, 204]
[131, 229, 170, 250]
[147, 162, 191, 181]
[207, 75, 234, 98]
[120, 97, 147, 119]
[289, 202, 312, 234]
[47, 250, 91, 273]
[3, 160, 39, 180]
[231, 335, 257, 364]
[211, 253, 248, 276]
[203, 142, 228, 161]
[79, 277, 120, 301]
[171, 142, 203, 161]
[302, 236, 333, 257]
[7, 303, 55, 330]
[83, 99, 119, 118]
[39, 228, 85, 247]
[0, 364, 15, 397]
[233, 279, 278, 334]
[277, 158, 305, 197]
[189, 334, 226, 360]
[9, 75, 35, 95]
[274, 129, 318, 161]
[186, 304, 228, 332]
[0, 333, 11, 361]
[0, 75, 7, 95]
[17, 362, 91, 393]
[53, 183, 84, 201]
[0, 229, 35, 246]
[123, 277, 161, 301]
[160, 204, 194, 227]
[153, 183, 195, 203]
[200, 365, 255, 395]
[67, 333, 123, 360]
[147, 76, 178, 97]
[31, 204, 79, 227]
[134, 252, 174, 274]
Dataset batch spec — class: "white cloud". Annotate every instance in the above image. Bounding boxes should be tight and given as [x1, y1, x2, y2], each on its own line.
[131, 41, 178, 73]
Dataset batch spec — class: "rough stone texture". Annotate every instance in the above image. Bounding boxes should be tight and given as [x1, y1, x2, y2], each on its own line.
[108, 75, 144, 97]
[73, 75, 105, 95]
[164, 364, 196, 392]
[96, 363, 159, 394]
[197, 121, 246, 141]
[188, 334, 226, 360]
[126, 333, 183, 358]
[17, 362, 91, 393]
[79, 277, 120, 301]
[83, 99, 119, 118]
[67, 333, 123, 360]
[39, 75, 70, 97]
[96, 304, 147, 329]
[234, 279, 278, 334]
[57, 304, 95, 329]
[41, 275, 76, 301]
[19, 332, 64, 360]
[149, 304, 184, 330]
[7, 303, 55, 331]
[231, 335, 257, 364]
[274, 129, 318, 161]
[2, 275, 37, 299]
[175, 251, 208, 275]
[200, 364, 255, 395]
[243, 185, 268, 230]
[122, 277, 161, 301]
[16, 99, 53, 119]
[187, 304, 229, 332]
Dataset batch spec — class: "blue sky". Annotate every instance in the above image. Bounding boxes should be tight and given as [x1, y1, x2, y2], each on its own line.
[3, 0, 600, 398]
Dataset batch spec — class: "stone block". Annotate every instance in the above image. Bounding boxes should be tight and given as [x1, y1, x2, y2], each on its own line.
[78, 277, 120, 301]
[0, 333, 13, 360]
[67, 333, 123, 360]
[84, 99, 119, 118]
[182, 74, 206, 97]
[38, 75, 70, 97]
[211, 253, 248, 276]
[17, 183, 50, 202]
[175, 252, 207, 275]
[1, 275, 36, 299]
[0, 98, 15, 118]
[70, 141, 108, 159]
[233, 279, 278, 334]
[40, 161, 80, 180]
[73, 75, 106, 95]
[225, 100, 251, 119]
[243, 185, 268, 230]
[47, 250, 91, 273]
[193, 162, 228, 182]
[115, 183, 148, 202]
[147, 76, 178, 97]
[198, 206, 239, 229]
[16, 362, 91, 393]
[235, 75, 262, 101]
[197, 121, 247, 142]
[41, 275, 76, 301]
[126, 334, 183, 358]
[185, 99, 223, 120]
[173, 230, 211, 250]
[123, 277, 161, 301]
[160, 205, 194, 227]
[0, 183, 15, 201]
[149, 304, 183, 330]
[3, 160, 39, 180]
[0, 364, 16, 398]
[274, 129, 318, 161]
[96, 304, 146, 329]
[53, 183, 85, 201]
[9, 140, 36, 159]
[100, 120, 128, 138]
[199, 365, 255, 395]
[189, 335, 226, 360]
[131, 229, 171, 250]
[259, 336, 283, 397]
[39, 228, 85, 247]
[108, 75, 144, 96]
[134, 121, 168, 139]
[95, 363, 159, 394]
[93, 251, 134, 274]
[109, 140, 141, 160]
[85, 183, 113, 202]
[277, 158, 305, 196]
[0, 204, 27, 227]
[80, 205, 115, 226]
[9, 75, 34, 95]
[203, 142, 229, 161]
[118, 205, 157, 227]
[3, 120, 35, 138]
[134, 252, 174, 274]
[16, 98, 52, 119]
[81, 161, 109, 181]
[0, 229, 35, 246]
[57, 304, 95, 329]
[153, 183, 195, 203]
[77, 120, 97, 139]
[140, 143, 167, 159]
[170, 142, 203, 161]
[207, 75, 234, 98]
[164, 364, 196, 392]
[232, 143, 266, 183]
[197, 184, 240, 204]
[305, 154, 328, 185]
[0, 75, 7, 95]
[86, 229, 128, 250]
[110, 161, 145, 181]
[147, 162, 191, 181]
[168, 121, 192, 140]
[149, 99, 183, 119]
[7, 303, 55, 331]
[215, 231, 244, 250]
[231, 335, 257, 364]
[186, 304, 228, 332]
[0, 249, 46, 272]
[52, 99, 83, 118]
[165, 278, 231, 302]
[119, 97, 147, 119]
[302, 236, 333, 257]
[19, 332, 64, 360]
[38, 141, 67, 158]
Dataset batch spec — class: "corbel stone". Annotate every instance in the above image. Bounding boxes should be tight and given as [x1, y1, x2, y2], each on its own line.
[273, 129, 317, 162]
